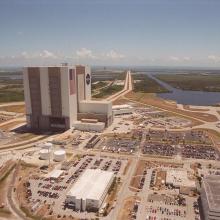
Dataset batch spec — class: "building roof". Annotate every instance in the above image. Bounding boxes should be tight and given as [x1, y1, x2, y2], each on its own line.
[166, 169, 196, 188]
[112, 104, 132, 110]
[46, 169, 63, 179]
[67, 169, 114, 201]
[203, 175, 220, 212]
[79, 100, 111, 104]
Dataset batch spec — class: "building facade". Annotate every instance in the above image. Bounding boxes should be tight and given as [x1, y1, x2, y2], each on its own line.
[23, 65, 113, 131]
[201, 175, 220, 220]
[24, 65, 90, 130]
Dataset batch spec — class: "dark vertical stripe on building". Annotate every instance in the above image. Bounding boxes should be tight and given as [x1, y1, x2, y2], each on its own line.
[48, 67, 62, 117]
[28, 67, 42, 128]
[69, 69, 76, 95]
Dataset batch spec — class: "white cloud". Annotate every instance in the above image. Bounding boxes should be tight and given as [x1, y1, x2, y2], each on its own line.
[169, 56, 191, 62]
[208, 55, 220, 62]
[21, 51, 29, 58]
[20, 50, 57, 59]
[39, 50, 57, 58]
[169, 56, 180, 61]
[106, 50, 125, 59]
[183, 56, 191, 61]
[76, 48, 96, 59]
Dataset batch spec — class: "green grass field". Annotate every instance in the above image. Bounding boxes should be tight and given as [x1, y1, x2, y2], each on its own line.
[155, 73, 220, 92]
[133, 74, 169, 93]
[93, 84, 124, 98]
[0, 72, 24, 103]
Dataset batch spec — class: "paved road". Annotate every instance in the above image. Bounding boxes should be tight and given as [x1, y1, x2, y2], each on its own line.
[6, 164, 31, 220]
[106, 70, 132, 102]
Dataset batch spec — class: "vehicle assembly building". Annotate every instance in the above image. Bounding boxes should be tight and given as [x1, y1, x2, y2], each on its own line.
[23, 65, 113, 131]
[65, 169, 114, 211]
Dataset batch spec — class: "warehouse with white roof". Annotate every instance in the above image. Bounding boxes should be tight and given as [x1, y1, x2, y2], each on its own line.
[65, 169, 114, 211]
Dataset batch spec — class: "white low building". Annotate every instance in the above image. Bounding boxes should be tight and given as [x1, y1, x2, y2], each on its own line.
[166, 169, 196, 195]
[46, 169, 63, 179]
[66, 169, 114, 211]
[73, 120, 105, 132]
[112, 104, 133, 116]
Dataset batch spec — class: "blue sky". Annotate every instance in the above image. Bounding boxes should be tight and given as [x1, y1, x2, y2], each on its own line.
[0, 0, 220, 67]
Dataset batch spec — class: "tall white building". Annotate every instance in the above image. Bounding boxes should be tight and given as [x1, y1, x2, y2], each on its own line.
[23, 65, 113, 130]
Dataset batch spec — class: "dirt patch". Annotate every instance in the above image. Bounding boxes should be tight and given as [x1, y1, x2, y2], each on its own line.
[123, 159, 131, 175]
[154, 170, 166, 189]
[118, 196, 140, 220]
[0, 120, 26, 131]
[0, 161, 15, 218]
[0, 104, 25, 113]
[130, 160, 146, 190]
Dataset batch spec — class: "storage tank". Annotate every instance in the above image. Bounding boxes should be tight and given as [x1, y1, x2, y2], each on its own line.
[42, 142, 53, 150]
[39, 149, 51, 160]
[53, 150, 66, 162]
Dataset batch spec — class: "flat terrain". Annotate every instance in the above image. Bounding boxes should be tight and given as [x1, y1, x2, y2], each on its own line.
[91, 70, 126, 82]
[155, 73, 220, 92]
[133, 74, 169, 93]
[0, 71, 24, 103]
[93, 84, 124, 98]
[125, 92, 218, 123]
[0, 104, 25, 113]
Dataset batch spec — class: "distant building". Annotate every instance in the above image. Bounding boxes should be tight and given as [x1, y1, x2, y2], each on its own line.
[23, 65, 113, 131]
[166, 169, 196, 195]
[66, 169, 114, 212]
[112, 104, 134, 116]
[201, 175, 220, 220]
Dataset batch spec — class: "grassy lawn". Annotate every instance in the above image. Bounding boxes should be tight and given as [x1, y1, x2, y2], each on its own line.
[92, 81, 108, 90]
[93, 84, 124, 98]
[155, 73, 220, 92]
[133, 74, 169, 93]
[0, 73, 24, 103]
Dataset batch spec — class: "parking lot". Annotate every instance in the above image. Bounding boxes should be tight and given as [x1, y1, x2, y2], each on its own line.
[128, 160, 198, 220]
[145, 130, 211, 145]
[142, 143, 176, 157]
[101, 136, 140, 154]
[24, 154, 128, 218]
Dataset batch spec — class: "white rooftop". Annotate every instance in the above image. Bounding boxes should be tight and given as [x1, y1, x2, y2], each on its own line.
[203, 175, 220, 211]
[112, 104, 132, 110]
[166, 169, 196, 188]
[46, 169, 63, 179]
[67, 169, 114, 201]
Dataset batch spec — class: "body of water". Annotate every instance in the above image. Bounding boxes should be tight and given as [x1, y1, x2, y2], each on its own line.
[148, 74, 220, 106]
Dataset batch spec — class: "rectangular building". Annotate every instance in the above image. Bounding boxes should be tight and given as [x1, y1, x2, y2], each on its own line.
[23, 64, 113, 131]
[66, 169, 114, 212]
[201, 175, 220, 220]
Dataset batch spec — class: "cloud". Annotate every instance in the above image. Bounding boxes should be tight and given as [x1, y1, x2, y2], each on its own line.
[75, 48, 125, 61]
[20, 50, 57, 59]
[183, 56, 191, 61]
[76, 48, 96, 59]
[169, 56, 180, 61]
[208, 55, 220, 62]
[169, 56, 191, 62]
[39, 50, 57, 58]
[105, 50, 125, 59]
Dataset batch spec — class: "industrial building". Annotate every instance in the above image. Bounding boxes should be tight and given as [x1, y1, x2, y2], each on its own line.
[23, 65, 113, 131]
[66, 169, 114, 212]
[112, 104, 134, 116]
[201, 175, 220, 220]
[166, 169, 196, 195]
